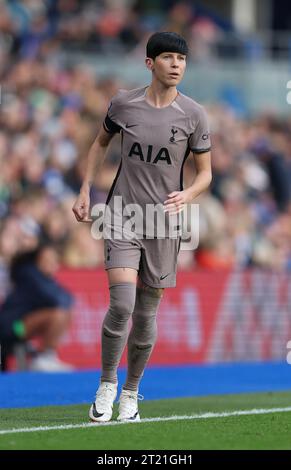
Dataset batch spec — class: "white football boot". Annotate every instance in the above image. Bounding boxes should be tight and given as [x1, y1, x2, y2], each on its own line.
[89, 382, 118, 422]
[117, 389, 143, 422]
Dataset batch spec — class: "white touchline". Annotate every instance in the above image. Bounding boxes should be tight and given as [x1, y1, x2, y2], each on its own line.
[1, 407, 291, 436]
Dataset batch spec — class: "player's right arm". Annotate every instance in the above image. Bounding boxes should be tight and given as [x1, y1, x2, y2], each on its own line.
[72, 126, 115, 222]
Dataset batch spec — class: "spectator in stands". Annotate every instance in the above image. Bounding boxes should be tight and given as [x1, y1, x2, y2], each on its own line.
[0, 242, 74, 371]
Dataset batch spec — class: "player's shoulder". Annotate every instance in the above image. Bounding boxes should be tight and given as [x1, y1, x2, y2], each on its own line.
[177, 91, 206, 118]
[111, 86, 146, 105]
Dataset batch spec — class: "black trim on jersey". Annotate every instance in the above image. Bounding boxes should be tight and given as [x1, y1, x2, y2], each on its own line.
[191, 147, 211, 154]
[104, 114, 121, 134]
[180, 146, 191, 191]
[105, 160, 122, 205]
[103, 122, 111, 133]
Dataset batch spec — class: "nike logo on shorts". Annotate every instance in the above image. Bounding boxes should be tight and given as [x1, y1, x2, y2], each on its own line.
[125, 123, 138, 128]
[160, 273, 171, 280]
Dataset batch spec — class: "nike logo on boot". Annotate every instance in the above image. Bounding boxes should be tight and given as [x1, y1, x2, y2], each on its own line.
[92, 403, 104, 418]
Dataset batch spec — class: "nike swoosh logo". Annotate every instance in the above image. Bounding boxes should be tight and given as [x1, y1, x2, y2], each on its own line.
[92, 403, 104, 418]
[125, 123, 138, 128]
[160, 273, 171, 280]
[128, 411, 139, 420]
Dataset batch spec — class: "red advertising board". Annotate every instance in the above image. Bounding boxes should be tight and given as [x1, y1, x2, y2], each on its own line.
[56, 269, 291, 368]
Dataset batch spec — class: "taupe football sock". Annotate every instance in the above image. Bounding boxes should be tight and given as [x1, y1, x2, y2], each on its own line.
[124, 287, 162, 392]
[101, 282, 136, 384]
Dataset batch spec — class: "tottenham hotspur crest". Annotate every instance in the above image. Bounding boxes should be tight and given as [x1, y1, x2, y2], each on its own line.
[170, 127, 178, 143]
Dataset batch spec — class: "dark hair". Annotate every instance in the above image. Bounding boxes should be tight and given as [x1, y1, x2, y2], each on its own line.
[146, 32, 188, 60]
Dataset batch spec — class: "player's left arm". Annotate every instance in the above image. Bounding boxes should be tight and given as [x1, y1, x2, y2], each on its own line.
[164, 150, 212, 214]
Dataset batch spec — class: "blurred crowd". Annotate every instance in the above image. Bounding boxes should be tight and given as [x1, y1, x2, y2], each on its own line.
[0, 0, 291, 295]
[0, 0, 225, 61]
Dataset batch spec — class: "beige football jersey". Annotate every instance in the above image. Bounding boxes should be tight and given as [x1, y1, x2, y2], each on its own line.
[103, 86, 211, 238]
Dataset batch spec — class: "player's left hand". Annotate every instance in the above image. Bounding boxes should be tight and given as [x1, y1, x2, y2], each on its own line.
[163, 189, 192, 215]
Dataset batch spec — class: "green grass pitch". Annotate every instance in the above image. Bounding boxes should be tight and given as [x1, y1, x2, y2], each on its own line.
[1, 392, 291, 450]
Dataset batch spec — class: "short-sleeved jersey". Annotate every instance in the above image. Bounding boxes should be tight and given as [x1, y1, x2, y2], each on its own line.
[103, 86, 211, 237]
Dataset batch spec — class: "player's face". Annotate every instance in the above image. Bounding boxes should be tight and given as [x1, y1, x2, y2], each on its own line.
[148, 52, 186, 87]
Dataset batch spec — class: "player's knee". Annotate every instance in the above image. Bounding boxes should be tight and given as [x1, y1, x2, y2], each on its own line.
[109, 283, 136, 317]
[103, 309, 132, 338]
[131, 319, 158, 346]
[115, 299, 135, 317]
[130, 334, 157, 350]
[103, 284, 136, 337]
[108, 300, 135, 324]
[105, 308, 131, 333]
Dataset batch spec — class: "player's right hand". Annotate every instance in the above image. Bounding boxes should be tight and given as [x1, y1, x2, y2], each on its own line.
[72, 191, 92, 223]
